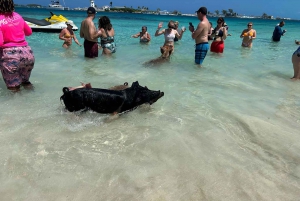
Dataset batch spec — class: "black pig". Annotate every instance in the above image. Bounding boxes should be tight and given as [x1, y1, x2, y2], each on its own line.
[60, 81, 164, 114]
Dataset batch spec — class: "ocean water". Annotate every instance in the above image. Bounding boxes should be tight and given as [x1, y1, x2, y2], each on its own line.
[0, 8, 300, 200]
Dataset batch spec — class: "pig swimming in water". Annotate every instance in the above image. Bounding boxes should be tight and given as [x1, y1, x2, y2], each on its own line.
[60, 81, 164, 114]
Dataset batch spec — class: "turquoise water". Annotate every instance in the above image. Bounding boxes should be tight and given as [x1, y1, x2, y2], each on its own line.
[1, 8, 300, 200]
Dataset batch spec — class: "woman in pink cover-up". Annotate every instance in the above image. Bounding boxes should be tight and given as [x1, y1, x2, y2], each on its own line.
[0, 0, 35, 91]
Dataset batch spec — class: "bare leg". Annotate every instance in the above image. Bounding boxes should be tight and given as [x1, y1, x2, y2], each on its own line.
[68, 82, 92, 91]
[22, 81, 34, 90]
[291, 54, 300, 80]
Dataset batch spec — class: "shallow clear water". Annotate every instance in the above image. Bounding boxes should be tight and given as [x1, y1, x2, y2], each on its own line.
[0, 8, 300, 201]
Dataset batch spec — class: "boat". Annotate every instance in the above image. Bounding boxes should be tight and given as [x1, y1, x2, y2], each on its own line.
[158, 10, 169, 15]
[24, 12, 78, 32]
[46, 0, 69, 11]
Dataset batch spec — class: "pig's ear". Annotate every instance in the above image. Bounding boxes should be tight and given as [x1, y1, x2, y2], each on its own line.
[63, 87, 69, 93]
[131, 81, 139, 88]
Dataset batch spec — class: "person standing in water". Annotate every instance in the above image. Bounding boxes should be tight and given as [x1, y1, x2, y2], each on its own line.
[0, 0, 35, 91]
[80, 7, 102, 58]
[210, 17, 227, 54]
[155, 20, 182, 56]
[240, 22, 256, 48]
[189, 7, 210, 65]
[131, 26, 151, 43]
[98, 16, 116, 54]
[59, 20, 81, 48]
[272, 21, 286, 42]
[291, 44, 300, 80]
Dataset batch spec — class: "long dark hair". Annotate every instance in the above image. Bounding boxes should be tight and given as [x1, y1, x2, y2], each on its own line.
[98, 16, 112, 30]
[0, 0, 14, 14]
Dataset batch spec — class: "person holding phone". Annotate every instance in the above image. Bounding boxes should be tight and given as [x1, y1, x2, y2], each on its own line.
[189, 7, 210, 66]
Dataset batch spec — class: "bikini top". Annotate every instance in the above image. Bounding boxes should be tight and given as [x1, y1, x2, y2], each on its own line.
[164, 30, 175, 42]
[243, 30, 253, 37]
[295, 46, 300, 54]
[101, 29, 114, 45]
[140, 32, 149, 42]
[64, 33, 73, 38]
[214, 27, 224, 37]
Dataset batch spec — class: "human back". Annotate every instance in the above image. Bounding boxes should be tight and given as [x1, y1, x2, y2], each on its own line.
[0, 12, 30, 47]
[80, 18, 98, 42]
[0, 0, 35, 91]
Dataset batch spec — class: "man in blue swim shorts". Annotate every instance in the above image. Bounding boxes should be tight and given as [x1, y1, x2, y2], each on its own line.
[189, 7, 210, 65]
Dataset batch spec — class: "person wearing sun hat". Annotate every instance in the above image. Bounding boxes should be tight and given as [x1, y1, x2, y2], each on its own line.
[59, 20, 81, 48]
[80, 7, 102, 58]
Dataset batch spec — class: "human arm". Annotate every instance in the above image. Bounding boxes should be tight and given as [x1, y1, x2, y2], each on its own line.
[73, 34, 82, 46]
[191, 22, 204, 39]
[174, 30, 182, 40]
[59, 29, 67, 40]
[80, 21, 84, 38]
[155, 23, 164, 36]
[23, 21, 32, 36]
[146, 33, 151, 41]
[221, 27, 227, 40]
[131, 32, 140, 38]
[251, 30, 256, 39]
[240, 29, 246, 38]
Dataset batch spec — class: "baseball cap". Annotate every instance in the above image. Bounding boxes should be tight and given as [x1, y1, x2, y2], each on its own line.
[87, 7, 96, 14]
[196, 7, 207, 15]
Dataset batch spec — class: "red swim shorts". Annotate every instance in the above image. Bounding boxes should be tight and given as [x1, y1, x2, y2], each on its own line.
[210, 41, 224, 53]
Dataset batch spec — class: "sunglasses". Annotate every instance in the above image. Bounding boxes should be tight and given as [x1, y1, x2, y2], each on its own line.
[248, 24, 253, 26]
[168, 25, 175, 29]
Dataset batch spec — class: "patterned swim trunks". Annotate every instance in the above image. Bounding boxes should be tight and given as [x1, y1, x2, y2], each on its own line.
[195, 42, 209, 65]
[0, 46, 35, 88]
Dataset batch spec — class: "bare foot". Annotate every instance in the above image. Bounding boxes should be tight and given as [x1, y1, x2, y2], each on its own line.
[22, 81, 34, 90]
[7, 85, 21, 92]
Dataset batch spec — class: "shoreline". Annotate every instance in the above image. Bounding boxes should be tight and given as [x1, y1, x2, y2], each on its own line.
[15, 6, 295, 21]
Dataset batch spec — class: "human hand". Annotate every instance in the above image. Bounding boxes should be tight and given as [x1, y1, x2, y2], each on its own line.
[189, 25, 194, 32]
[158, 22, 163, 29]
[181, 26, 186, 32]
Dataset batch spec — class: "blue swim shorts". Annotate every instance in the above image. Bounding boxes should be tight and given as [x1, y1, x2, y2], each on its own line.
[195, 42, 209, 65]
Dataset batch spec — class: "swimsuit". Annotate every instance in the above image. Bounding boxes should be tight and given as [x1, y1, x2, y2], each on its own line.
[293, 46, 300, 57]
[140, 32, 149, 42]
[195, 42, 209, 65]
[210, 41, 224, 53]
[242, 42, 251, 47]
[64, 33, 73, 38]
[243, 31, 253, 37]
[164, 30, 175, 42]
[84, 40, 98, 58]
[0, 46, 35, 87]
[100, 29, 116, 53]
